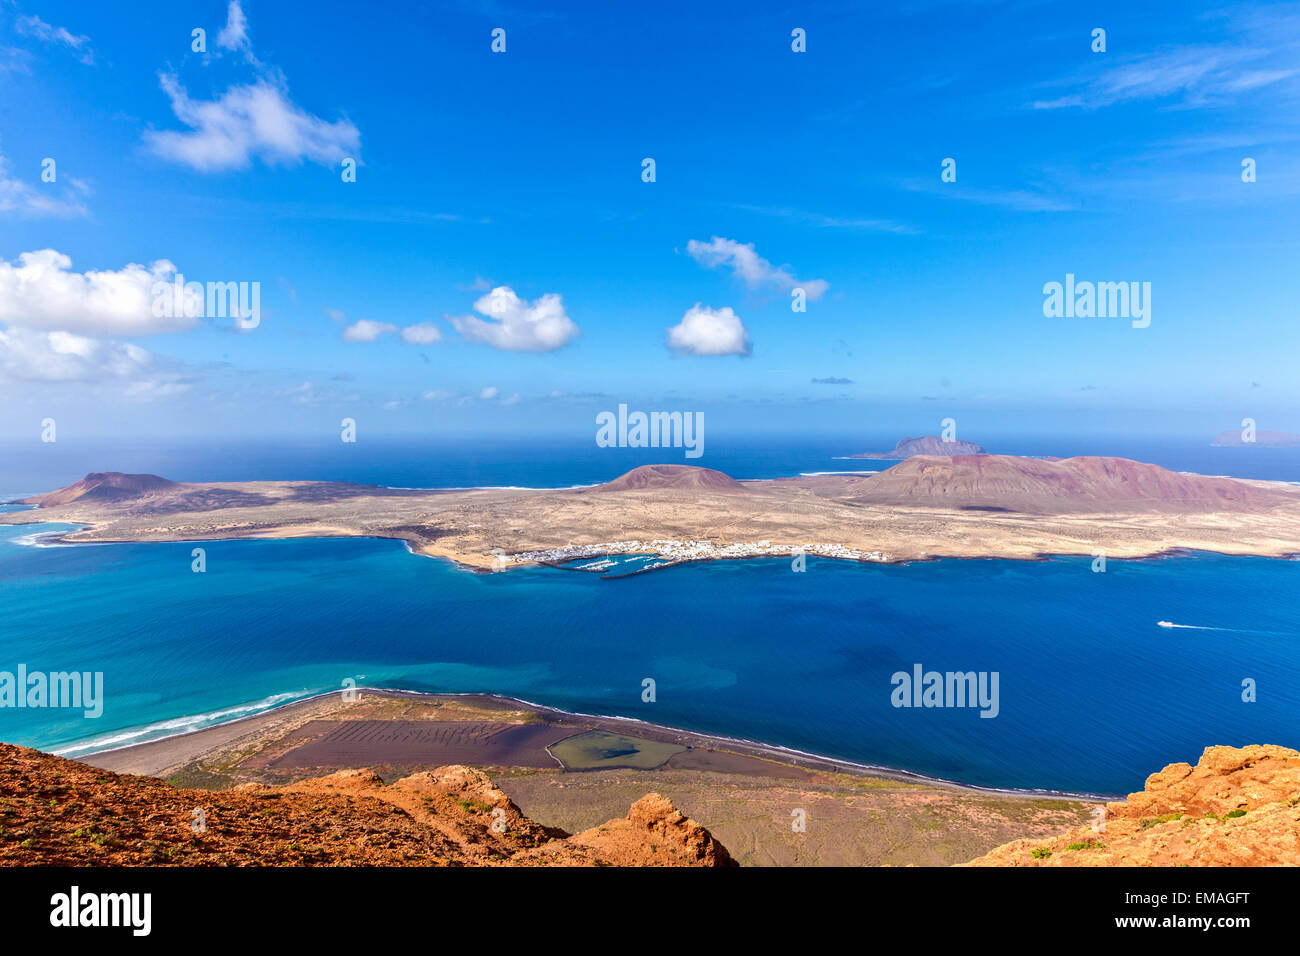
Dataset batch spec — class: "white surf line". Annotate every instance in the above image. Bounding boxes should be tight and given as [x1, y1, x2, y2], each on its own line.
[50, 691, 313, 758]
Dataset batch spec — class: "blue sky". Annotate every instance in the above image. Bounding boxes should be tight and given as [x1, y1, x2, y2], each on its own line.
[1, 0, 1298, 443]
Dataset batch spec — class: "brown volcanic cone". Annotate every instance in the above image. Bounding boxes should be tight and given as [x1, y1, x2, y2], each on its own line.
[848, 435, 987, 459]
[850, 454, 1288, 514]
[965, 745, 1300, 867]
[23, 472, 177, 507]
[0, 743, 734, 867]
[588, 464, 748, 494]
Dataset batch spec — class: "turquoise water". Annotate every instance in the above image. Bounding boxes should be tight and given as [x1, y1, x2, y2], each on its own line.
[1, 519, 1296, 795]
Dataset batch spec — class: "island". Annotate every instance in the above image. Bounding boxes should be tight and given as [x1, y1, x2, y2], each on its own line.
[5, 454, 1299, 572]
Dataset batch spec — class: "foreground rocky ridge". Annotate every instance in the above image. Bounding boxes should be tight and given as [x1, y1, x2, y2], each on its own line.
[966, 745, 1300, 867]
[0, 743, 734, 867]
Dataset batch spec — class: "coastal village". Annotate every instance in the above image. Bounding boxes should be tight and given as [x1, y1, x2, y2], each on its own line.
[508, 538, 889, 574]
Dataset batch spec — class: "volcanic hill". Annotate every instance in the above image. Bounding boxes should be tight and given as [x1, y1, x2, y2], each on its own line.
[22, 472, 177, 507]
[846, 435, 987, 459]
[588, 463, 748, 494]
[850, 454, 1289, 513]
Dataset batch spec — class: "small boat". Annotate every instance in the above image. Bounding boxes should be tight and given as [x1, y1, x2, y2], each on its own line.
[1157, 621, 1175, 628]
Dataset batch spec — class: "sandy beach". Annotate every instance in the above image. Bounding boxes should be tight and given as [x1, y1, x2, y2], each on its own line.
[80, 687, 1111, 801]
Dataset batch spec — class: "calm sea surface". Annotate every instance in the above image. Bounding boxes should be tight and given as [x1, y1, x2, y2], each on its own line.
[1, 515, 1296, 795]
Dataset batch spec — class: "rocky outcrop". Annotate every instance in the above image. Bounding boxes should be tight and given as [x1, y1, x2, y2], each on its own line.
[564, 793, 735, 866]
[0, 744, 733, 867]
[846, 435, 986, 459]
[965, 745, 1300, 867]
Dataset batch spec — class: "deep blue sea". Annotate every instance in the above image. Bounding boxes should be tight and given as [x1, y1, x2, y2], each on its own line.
[1, 435, 1298, 795]
[4, 433, 1300, 497]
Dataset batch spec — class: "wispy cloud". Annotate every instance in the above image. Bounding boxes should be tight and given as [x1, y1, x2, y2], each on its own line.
[901, 178, 1079, 212]
[146, 73, 360, 172]
[0, 153, 91, 219]
[14, 13, 93, 66]
[217, 1, 251, 55]
[687, 236, 829, 299]
[0, 45, 31, 74]
[734, 204, 918, 235]
[1032, 8, 1300, 111]
[144, 4, 359, 172]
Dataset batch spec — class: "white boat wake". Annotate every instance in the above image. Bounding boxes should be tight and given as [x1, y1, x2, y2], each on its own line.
[1156, 621, 1282, 634]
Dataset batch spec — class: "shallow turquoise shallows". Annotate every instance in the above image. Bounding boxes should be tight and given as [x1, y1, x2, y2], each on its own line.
[1, 522, 1297, 795]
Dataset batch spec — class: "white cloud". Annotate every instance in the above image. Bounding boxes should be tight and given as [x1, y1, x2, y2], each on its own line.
[145, 74, 359, 172]
[0, 326, 191, 400]
[666, 304, 751, 357]
[448, 286, 580, 352]
[323, 307, 346, 322]
[341, 319, 396, 342]
[339, 318, 442, 345]
[217, 1, 251, 52]
[0, 154, 90, 219]
[400, 322, 442, 345]
[143, 6, 355, 172]
[0, 327, 149, 381]
[0, 249, 196, 337]
[15, 14, 93, 65]
[479, 386, 499, 400]
[686, 236, 828, 300]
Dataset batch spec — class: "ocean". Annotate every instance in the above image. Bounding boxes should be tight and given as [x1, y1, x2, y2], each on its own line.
[4, 433, 1300, 497]
[2, 524, 1298, 795]
[1, 435, 1297, 796]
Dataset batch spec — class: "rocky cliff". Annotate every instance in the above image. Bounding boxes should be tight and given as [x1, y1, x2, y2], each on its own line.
[0, 743, 734, 867]
[966, 745, 1300, 866]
